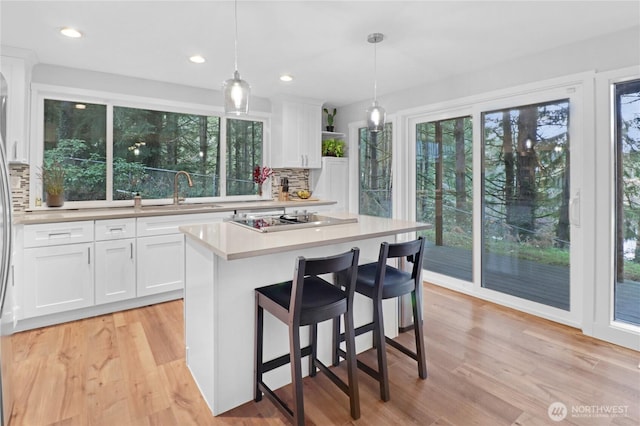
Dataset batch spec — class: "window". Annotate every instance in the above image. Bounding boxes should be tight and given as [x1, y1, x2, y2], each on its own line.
[416, 116, 473, 281]
[614, 79, 640, 326]
[113, 106, 220, 200]
[41, 97, 264, 204]
[226, 118, 264, 195]
[482, 99, 571, 310]
[359, 123, 392, 217]
[43, 100, 107, 201]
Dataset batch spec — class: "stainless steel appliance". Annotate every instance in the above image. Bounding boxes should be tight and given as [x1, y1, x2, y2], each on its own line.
[0, 71, 14, 426]
[226, 211, 357, 233]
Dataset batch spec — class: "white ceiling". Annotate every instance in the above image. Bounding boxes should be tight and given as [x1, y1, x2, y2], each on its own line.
[1, 1, 639, 106]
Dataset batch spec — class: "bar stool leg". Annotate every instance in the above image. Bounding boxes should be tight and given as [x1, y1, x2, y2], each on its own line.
[373, 298, 390, 402]
[289, 324, 305, 426]
[309, 323, 318, 377]
[343, 310, 361, 420]
[254, 299, 264, 402]
[412, 288, 428, 379]
[331, 316, 341, 367]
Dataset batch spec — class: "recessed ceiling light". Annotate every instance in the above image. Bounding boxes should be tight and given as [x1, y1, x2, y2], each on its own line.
[280, 74, 294, 82]
[60, 27, 83, 38]
[189, 55, 206, 64]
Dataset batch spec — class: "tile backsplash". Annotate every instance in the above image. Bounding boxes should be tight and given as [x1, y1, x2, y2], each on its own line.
[270, 168, 309, 198]
[9, 163, 29, 212]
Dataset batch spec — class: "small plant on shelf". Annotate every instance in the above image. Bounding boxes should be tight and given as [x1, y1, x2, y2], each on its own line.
[322, 138, 345, 157]
[39, 160, 66, 207]
[323, 107, 337, 131]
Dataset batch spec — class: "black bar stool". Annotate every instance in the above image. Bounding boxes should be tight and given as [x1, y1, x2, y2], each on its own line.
[254, 248, 361, 425]
[333, 237, 427, 402]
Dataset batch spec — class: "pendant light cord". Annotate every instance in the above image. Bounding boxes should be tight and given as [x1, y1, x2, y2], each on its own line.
[373, 40, 378, 102]
[234, 0, 239, 72]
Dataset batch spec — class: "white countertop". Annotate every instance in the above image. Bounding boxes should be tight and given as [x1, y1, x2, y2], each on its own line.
[13, 199, 336, 225]
[180, 212, 431, 260]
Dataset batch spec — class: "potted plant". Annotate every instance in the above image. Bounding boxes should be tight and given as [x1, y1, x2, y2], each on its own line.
[40, 161, 66, 207]
[322, 138, 345, 157]
[323, 107, 336, 132]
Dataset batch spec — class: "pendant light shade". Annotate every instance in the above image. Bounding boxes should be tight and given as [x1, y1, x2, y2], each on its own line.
[223, 0, 250, 115]
[366, 33, 385, 133]
[366, 100, 386, 133]
[223, 70, 250, 115]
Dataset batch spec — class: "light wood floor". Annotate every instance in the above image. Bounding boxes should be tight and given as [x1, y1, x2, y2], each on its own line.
[7, 283, 640, 425]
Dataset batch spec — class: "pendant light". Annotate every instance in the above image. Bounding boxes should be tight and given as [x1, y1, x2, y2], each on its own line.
[366, 33, 386, 133]
[222, 0, 250, 115]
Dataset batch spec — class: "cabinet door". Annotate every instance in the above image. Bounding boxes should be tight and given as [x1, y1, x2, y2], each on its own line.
[0, 55, 29, 163]
[311, 157, 349, 212]
[280, 101, 305, 167]
[300, 103, 322, 168]
[271, 99, 322, 168]
[23, 243, 94, 318]
[137, 234, 184, 296]
[95, 239, 136, 305]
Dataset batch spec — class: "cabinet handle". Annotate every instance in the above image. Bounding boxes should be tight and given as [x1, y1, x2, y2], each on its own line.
[301, 154, 304, 166]
[13, 141, 17, 160]
[108, 226, 124, 233]
[88, 247, 91, 264]
[130, 242, 133, 259]
[48, 232, 71, 239]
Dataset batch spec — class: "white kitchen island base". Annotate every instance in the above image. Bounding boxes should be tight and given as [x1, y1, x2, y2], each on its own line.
[180, 213, 430, 415]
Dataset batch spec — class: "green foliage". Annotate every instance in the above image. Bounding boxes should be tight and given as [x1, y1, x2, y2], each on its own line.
[323, 107, 337, 126]
[322, 138, 345, 157]
[359, 124, 393, 217]
[40, 160, 65, 195]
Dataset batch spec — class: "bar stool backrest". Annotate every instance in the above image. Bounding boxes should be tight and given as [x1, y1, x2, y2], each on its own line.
[290, 248, 360, 324]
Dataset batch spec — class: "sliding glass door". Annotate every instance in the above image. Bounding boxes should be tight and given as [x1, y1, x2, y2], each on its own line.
[415, 116, 473, 282]
[614, 79, 640, 326]
[481, 100, 571, 310]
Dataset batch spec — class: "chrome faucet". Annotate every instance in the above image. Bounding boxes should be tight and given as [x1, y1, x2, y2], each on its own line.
[173, 171, 193, 205]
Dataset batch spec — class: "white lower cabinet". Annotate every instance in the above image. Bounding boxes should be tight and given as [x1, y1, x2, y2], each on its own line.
[95, 238, 136, 304]
[136, 234, 184, 297]
[18, 212, 226, 326]
[23, 242, 94, 317]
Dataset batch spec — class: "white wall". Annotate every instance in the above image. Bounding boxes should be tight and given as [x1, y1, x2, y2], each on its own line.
[31, 63, 272, 113]
[336, 26, 640, 131]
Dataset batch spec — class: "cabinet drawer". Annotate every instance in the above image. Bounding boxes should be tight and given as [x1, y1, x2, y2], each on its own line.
[24, 221, 94, 248]
[95, 218, 136, 241]
[136, 213, 224, 237]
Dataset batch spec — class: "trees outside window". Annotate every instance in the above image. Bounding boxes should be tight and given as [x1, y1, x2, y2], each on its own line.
[416, 116, 473, 281]
[359, 123, 392, 217]
[614, 79, 640, 326]
[43, 100, 107, 201]
[482, 99, 571, 310]
[42, 99, 264, 203]
[226, 119, 263, 195]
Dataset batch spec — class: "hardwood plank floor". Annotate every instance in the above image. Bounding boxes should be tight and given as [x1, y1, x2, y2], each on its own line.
[7, 284, 640, 425]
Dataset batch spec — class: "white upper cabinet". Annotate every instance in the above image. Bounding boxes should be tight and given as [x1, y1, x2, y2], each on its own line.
[0, 49, 34, 164]
[271, 97, 322, 169]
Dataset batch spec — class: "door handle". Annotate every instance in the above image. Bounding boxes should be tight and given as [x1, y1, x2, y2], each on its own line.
[570, 190, 580, 227]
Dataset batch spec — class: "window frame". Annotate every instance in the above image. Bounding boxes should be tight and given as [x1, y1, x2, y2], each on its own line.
[29, 84, 269, 209]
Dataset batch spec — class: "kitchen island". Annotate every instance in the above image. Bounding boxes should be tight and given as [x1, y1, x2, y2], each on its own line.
[179, 213, 430, 415]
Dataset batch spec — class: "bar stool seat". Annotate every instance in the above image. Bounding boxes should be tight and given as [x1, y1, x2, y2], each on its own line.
[333, 237, 427, 402]
[255, 248, 361, 426]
